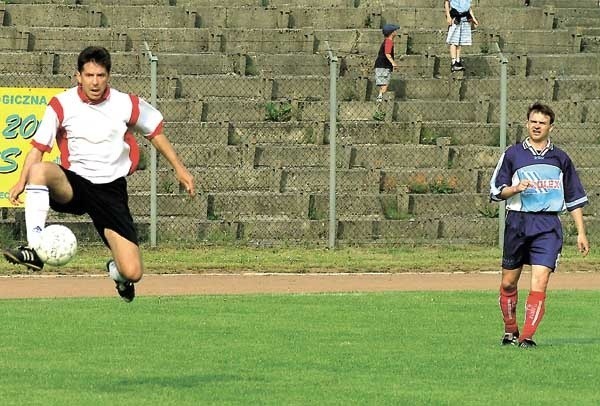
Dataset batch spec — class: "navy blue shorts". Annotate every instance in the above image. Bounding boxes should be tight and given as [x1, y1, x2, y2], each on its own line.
[49, 167, 139, 247]
[502, 211, 563, 271]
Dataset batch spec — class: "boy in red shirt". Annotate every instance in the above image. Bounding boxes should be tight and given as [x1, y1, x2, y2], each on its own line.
[373, 24, 399, 102]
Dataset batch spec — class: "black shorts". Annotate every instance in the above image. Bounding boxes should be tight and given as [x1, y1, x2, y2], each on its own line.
[50, 167, 138, 247]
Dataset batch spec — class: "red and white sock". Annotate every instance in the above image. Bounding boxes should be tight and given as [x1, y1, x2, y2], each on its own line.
[499, 287, 519, 335]
[520, 291, 546, 341]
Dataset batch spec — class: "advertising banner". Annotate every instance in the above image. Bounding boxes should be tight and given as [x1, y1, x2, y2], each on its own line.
[0, 87, 65, 207]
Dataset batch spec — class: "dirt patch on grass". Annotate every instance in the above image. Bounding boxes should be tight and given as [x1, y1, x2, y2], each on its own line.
[1, 272, 599, 299]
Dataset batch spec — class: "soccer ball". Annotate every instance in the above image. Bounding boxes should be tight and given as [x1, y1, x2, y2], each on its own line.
[35, 224, 78, 266]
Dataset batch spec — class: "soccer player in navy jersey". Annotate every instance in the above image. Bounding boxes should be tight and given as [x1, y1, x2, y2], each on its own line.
[3, 46, 195, 302]
[489, 102, 589, 348]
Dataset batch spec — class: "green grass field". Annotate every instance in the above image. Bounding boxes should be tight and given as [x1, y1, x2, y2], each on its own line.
[1, 244, 599, 274]
[1, 291, 599, 405]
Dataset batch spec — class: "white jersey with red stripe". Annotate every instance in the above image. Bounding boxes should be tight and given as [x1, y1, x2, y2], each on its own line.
[32, 86, 163, 184]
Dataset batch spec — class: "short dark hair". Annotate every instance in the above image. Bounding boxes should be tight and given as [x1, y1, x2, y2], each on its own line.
[527, 102, 555, 124]
[77, 46, 111, 74]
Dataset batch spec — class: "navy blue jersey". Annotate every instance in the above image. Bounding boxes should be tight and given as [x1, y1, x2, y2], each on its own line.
[490, 139, 588, 213]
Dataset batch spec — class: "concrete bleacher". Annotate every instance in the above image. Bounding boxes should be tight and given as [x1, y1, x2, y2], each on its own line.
[2, 0, 600, 245]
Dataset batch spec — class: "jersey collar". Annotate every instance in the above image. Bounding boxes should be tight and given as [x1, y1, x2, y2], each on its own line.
[522, 137, 553, 156]
[77, 85, 110, 105]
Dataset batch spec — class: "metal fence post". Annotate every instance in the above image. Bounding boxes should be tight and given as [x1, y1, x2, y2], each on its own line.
[326, 43, 338, 249]
[144, 42, 158, 248]
[496, 43, 508, 249]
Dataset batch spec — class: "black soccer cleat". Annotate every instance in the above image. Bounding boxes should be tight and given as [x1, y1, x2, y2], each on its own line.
[501, 332, 519, 346]
[3, 246, 44, 271]
[116, 281, 135, 303]
[106, 260, 135, 303]
[518, 338, 537, 349]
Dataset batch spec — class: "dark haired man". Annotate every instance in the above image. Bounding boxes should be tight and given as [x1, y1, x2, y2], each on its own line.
[3, 46, 195, 302]
[490, 102, 589, 348]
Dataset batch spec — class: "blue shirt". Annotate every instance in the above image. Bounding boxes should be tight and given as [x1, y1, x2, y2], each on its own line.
[489, 138, 588, 213]
[449, 0, 471, 13]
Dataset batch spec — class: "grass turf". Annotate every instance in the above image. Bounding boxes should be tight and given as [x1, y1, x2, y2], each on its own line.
[1, 291, 599, 405]
[1, 245, 599, 274]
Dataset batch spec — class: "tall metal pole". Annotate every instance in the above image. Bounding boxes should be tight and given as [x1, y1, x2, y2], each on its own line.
[144, 42, 158, 247]
[497, 43, 508, 249]
[326, 42, 338, 249]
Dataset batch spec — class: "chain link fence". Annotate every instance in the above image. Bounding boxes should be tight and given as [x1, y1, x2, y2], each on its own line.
[1, 1, 600, 248]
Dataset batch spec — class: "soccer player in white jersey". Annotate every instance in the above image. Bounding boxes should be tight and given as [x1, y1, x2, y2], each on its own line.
[3, 46, 195, 302]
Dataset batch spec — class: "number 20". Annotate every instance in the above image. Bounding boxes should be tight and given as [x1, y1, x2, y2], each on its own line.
[2, 114, 40, 140]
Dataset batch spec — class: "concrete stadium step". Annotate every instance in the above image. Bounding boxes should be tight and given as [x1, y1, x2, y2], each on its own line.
[349, 144, 450, 169]
[273, 75, 368, 101]
[4, 27, 129, 52]
[207, 192, 310, 220]
[0, 51, 56, 74]
[534, 0, 600, 6]
[335, 122, 421, 145]
[1, 4, 101, 28]
[50, 51, 243, 75]
[5, 0, 171, 4]
[337, 218, 442, 244]
[527, 54, 600, 77]
[198, 168, 282, 192]
[97, 6, 197, 28]
[178, 0, 262, 7]
[394, 100, 489, 123]
[341, 54, 435, 79]
[0, 27, 211, 53]
[168, 144, 255, 169]
[201, 99, 267, 122]
[157, 99, 204, 122]
[553, 8, 600, 28]
[447, 145, 502, 170]
[285, 6, 379, 30]
[78, 0, 171, 4]
[229, 122, 326, 145]
[129, 192, 206, 216]
[408, 192, 493, 216]
[177, 75, 270, 99]
[499, 29, 582, 54]
[253, 145, 350, 168]
[460, 77, 553, 101]
[190, 6, 288, 29]
[380, 168, 482, 193]
[545, 123, 600, 144]
[233, 219, 329, 244]
[560, 145, 600, 168]
[247, 54, 329, 76]
[490, 100, 599, 124]
[338, 217, 498, 245]
[554, 76, 600, 100]
[309, 193, 406, 220]
[120, 28, 212, 53]
[0, 73, 73, 88]
[418, 122, 512, 146]
[281, 168, 380, 193]
[406, 28, 581, 56]
[162, 122, 230, 144]
[215, 28, 314, 54]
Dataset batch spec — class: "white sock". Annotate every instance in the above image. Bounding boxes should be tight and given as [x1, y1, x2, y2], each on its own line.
[108, 260, 127, 283]
[452, 58, 456, 64]
[456, 57, 461, 63]
[25, 185, 49, 248]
